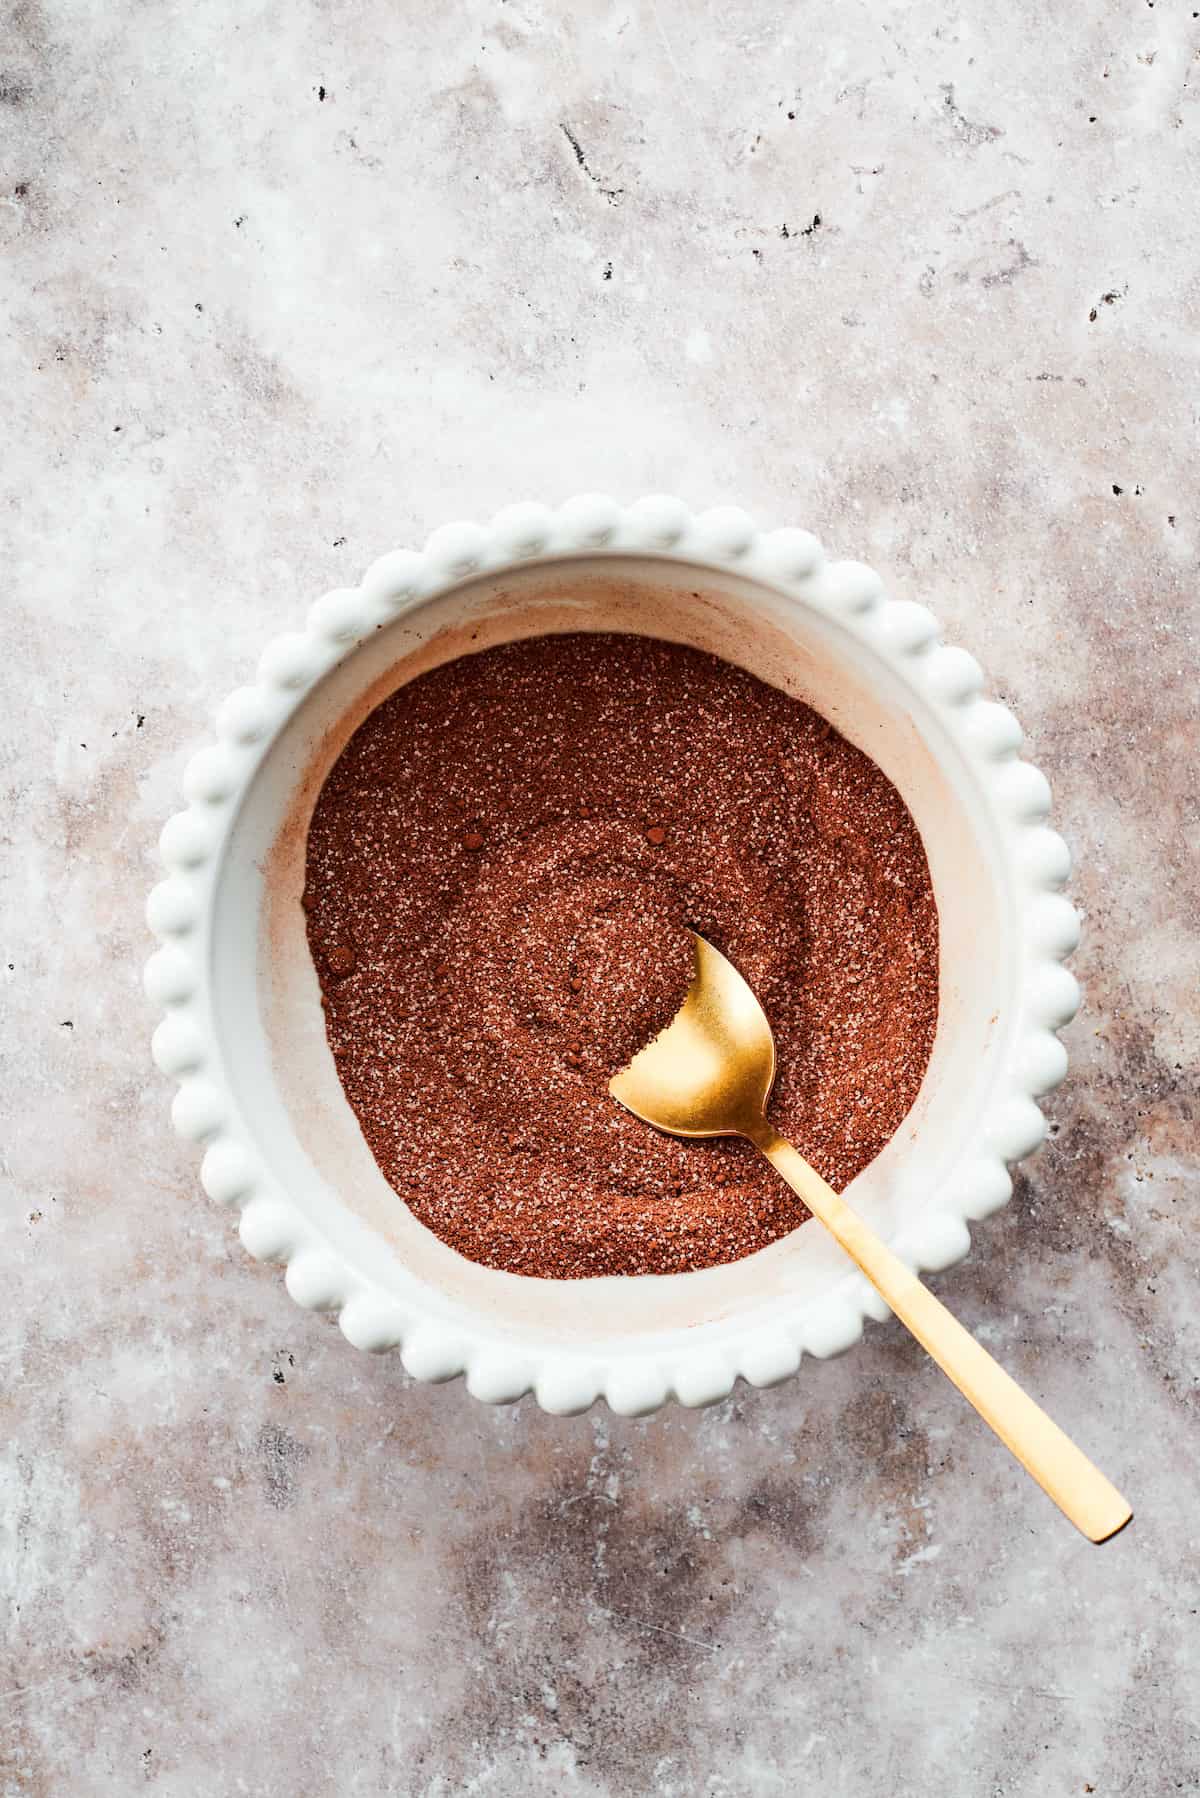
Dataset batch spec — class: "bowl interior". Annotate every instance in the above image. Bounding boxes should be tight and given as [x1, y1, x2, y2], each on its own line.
[210, 557, 1012, 1350]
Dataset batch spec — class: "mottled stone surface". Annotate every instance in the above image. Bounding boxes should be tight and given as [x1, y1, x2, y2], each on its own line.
[2, 2, 1198, 1793]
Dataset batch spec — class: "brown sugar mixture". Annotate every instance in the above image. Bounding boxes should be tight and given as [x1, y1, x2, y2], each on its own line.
[304, 633, 939, 1279]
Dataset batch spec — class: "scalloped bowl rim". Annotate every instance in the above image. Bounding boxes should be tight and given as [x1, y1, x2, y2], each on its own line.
[145, 495, 1079, 1417]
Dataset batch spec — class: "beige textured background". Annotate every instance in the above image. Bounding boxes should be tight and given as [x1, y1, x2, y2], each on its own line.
[3, 2, 1198, 1793]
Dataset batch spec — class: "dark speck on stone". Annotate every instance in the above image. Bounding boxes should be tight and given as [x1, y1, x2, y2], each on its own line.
[257, 1423, 309, 1509]
[318, 84, 327, 100]
[1113, 484, 1124, 495]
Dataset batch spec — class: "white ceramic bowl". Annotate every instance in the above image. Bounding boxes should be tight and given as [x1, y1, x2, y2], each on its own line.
[146, 496, 1079, 1416]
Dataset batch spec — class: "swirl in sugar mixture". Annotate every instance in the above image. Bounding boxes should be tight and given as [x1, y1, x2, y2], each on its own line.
[303, 633, 939, 1278]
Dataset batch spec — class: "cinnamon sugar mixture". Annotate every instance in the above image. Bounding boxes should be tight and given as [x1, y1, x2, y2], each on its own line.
[304, 633, 939, 1278]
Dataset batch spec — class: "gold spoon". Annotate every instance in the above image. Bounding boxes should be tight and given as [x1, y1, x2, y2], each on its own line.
[610, 932, 1131, 1543]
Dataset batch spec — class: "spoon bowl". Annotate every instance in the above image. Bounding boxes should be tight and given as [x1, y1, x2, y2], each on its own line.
[609, 934, 776, 1139]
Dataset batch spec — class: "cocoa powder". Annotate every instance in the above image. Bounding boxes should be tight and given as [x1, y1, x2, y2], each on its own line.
[304, 633, 939, 1279]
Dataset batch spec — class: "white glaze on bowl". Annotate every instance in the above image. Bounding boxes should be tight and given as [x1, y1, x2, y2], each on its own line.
[147, 498, 1077, 1415]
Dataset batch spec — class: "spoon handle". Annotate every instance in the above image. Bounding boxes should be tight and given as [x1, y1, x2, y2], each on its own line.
[753, 1129, 1132, 1543]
